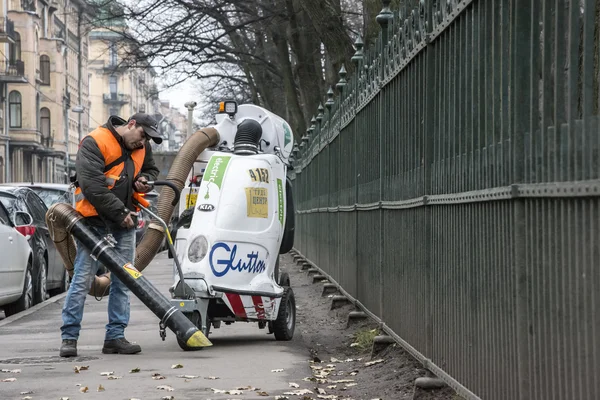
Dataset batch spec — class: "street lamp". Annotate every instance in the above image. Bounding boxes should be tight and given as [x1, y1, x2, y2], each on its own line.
[64, 105, 85, 182]
[184, 101, 197, 144]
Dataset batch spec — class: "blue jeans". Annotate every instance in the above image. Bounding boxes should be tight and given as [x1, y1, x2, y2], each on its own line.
[61, 226, 135, 341]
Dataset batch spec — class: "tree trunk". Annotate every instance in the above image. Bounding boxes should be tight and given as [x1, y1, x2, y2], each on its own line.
[299, 0, 356, 85]
[286, 0, 325, 120]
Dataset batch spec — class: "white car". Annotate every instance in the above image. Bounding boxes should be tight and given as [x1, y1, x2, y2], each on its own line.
[0, 200, 34, 317]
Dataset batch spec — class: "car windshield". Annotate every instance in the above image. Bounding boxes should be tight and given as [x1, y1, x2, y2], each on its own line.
[30, 188, 71, 207]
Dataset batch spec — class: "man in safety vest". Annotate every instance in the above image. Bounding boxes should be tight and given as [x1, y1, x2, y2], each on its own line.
[60, 113, 161, 357]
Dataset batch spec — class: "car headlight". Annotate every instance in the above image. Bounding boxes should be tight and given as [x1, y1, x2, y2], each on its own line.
[188, 235, 209, 263]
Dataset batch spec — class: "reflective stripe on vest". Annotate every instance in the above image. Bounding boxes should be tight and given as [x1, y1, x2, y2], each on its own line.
[75, 126, 145, 218]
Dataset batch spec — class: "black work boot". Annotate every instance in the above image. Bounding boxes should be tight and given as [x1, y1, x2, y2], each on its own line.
[102, 338, 142, 354]
[60, 339, 78, 357]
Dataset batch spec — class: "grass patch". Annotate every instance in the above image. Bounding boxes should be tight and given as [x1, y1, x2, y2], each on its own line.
[351, 328, 379, 352]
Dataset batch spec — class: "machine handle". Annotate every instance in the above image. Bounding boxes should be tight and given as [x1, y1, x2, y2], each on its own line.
[147, 181, 180, 207]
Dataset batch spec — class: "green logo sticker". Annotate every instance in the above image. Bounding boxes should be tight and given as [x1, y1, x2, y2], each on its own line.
[203, 156, 231, 199]
[283, 122, 292, 147]
[277, 178, 284, 225]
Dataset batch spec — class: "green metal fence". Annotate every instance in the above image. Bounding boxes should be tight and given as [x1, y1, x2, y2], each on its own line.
[289, 1, 600, 399]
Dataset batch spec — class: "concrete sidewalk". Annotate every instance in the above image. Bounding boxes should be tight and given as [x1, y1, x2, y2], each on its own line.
[0, 252, 309, 400]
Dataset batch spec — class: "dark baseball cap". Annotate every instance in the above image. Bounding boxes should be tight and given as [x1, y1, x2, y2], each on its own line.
[129, 113, 163, 144]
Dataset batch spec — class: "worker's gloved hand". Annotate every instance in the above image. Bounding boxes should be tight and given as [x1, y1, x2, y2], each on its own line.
[134, 176, 152, 193]
[120, 210, 138, 229]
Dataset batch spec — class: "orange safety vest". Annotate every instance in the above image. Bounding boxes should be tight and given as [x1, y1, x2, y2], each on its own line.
[74, 126, 147, 217]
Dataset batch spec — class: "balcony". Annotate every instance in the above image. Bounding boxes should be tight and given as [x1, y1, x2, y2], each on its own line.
[103, 92, 130, 105]
[0, 18, 16, 44]
[0, 60, 26, 82]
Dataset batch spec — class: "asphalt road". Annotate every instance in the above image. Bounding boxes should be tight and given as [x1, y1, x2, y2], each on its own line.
[0, 252, 310, 400]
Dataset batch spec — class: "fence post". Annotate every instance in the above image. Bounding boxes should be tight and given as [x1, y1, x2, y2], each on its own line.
[352, 37, 363, 300]
[513, 1, 531, 398]
[376, 0, 393, 318]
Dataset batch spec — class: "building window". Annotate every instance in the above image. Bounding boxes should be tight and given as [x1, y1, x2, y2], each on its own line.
[9, 91, 22, 128]
[40, 55, 50, 84]
[109, 75, 117, 98]
[109, 42, 117, 66]
[40, 108, 50, 137]
[9, 32, 21, 63]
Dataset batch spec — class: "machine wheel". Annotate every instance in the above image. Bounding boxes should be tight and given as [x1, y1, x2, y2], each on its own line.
[279, 272, 290, 287]
[177, 311, 210, 351]
[5, 261, 34, 317]
[33, 254, 48, 304]
[273, 287, 295, 341]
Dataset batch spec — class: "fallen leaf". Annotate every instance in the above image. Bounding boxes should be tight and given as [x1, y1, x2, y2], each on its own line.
[257, 391, 269, 396]
[283, 389, 313, 395]
[152, 375, 166, 380]
[130, 368, 141, 373]
[100, 371, 114, 376]
[171, 364, 184, 369]
[108, 376, 122, 380]
[237, 385, 257, 390]
[275, 397, 289, 400]
[330, 379, 355, 383]
[59, 398, 69, 400]
[228, 389, 244, 395]
[4, 369, 21, 373]
[74, 365, 90, 373]
[205, 376, 219, 380]
[317, 388, 327, 394]
[178, 374, 199, 379]
[157, 385, 174, 391]
[161, 397, 175, 400]
[79, 386, 89, 393]
[211, 388, 227, 394]
[317, 395, 339, 399]
[289, 382, 300, 388]
[97, 384, 105, 392]
[2, 378, 16, 382]
[327, 385, 337, 389]
[350, 371, 358, 376]
[271, 368, 284, 372]
[20, 392, 34, 395]
[364, 359, 384, 367]
[302, 377, 316, 382]
[22, 397, 33, 400]
[350, 343, 359, 347]
[346, 383, 358, 387]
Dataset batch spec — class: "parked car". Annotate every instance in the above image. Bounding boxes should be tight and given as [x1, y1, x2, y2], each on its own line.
[4, 183, 73, 208]
[0, 187, 68, 303]
[0, 201, 34, 317]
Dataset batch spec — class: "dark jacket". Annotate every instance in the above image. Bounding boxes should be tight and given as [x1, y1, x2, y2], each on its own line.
[75, 116, 160, 230]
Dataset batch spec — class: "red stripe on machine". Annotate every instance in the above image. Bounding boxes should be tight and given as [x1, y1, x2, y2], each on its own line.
[251, 296, 266, 319]
[226, 293, 246, 317]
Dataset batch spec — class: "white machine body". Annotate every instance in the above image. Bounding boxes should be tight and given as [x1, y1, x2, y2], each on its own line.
[171, 104, 294, 322]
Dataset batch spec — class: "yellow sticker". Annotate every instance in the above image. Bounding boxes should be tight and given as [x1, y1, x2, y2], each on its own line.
[180, 302, 185, 307]
[245, 187, 268, 218]
[185, 193, 198, 208]
[123, 263, 142, 279]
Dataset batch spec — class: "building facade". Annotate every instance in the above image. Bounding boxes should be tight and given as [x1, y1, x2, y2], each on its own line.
[0, 0, 92, 183]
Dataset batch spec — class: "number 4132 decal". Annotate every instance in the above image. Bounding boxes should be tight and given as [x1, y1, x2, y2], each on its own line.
[248, 168, 269, 183]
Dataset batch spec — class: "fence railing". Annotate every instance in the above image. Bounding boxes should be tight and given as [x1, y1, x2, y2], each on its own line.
[289, 1, 600, 399]
[0, 59, 25, 77]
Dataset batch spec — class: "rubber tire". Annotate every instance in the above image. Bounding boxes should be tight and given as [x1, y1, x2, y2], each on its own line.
[279, 272, 290, 287]
[4, 261, 34, 317]
[273, 287, 295, 341]
[177, 311, 210, 351]
[50, 268, 70, 296]
[274, 257, 280, 282]
[33, 254, 48, 304]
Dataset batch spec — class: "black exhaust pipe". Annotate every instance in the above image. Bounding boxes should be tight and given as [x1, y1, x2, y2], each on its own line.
[47, 203, 211, 349]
